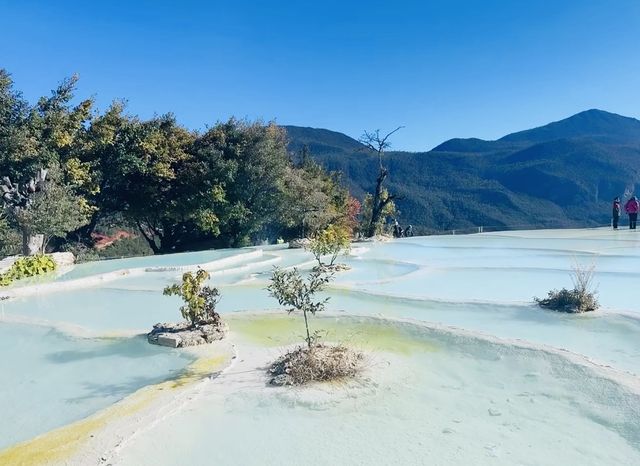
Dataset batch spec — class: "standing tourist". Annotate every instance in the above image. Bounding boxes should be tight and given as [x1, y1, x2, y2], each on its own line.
[612, 197, 621, 229]
[625, 196, 639, 229]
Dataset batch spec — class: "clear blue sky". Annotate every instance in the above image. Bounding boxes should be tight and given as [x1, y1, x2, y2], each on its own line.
[1, 0, 639, 151]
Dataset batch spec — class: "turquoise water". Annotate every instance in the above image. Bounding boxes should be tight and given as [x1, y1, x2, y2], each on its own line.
[0, 322, 194, 449]
[56, 248, 241, 281]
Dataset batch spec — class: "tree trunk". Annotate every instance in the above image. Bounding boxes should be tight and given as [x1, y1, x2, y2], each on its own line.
[303, 309, 312, 349]
[366, 169, 388, 237]
[74, 210, 101, 244]
[135, 221, 160, 254]
[22, 231, 44, 256]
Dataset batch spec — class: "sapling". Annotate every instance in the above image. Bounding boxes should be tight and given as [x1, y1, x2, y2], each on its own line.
[267, 267, 333, 348]
[163, 269, 221, 326]
[266, 266, 363, 386]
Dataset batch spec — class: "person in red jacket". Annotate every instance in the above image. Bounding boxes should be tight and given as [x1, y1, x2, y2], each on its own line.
[624, 196, 639, 229]
[613, 197, 621, 229]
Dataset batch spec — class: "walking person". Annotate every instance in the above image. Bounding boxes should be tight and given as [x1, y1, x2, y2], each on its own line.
[625, 196, 639, 229]
[612, 197, 621, 229]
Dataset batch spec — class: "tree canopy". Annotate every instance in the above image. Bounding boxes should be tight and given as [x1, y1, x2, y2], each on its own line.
[0, 70, 356, 255]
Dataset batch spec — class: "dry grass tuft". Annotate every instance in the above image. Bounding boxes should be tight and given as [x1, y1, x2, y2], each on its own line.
[535, 288, 599, 313]
[268, 344, 364, 386]
[312, 263, 351, 273]
[535, 262, 599, 313]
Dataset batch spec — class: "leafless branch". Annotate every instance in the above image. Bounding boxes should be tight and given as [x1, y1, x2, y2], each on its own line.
[358, 126, 404, 170]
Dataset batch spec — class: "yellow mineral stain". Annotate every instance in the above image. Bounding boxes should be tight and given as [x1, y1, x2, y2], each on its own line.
[228, 314, 438, 354]
[0, 352, 230, 466]
[167, 354, 227, 388]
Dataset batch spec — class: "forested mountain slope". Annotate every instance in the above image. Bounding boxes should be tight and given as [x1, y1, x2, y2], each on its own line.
[284, 110, 640, 231]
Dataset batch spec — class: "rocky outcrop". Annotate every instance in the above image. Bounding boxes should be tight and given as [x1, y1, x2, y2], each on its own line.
[51, 252, 76, 267]
[288, 238, 311, 249]
[147, 321, 227, 348]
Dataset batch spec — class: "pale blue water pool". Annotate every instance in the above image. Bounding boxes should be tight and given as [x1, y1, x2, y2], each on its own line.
[3, 228, 640, 464]
[0, 322, 194, 449]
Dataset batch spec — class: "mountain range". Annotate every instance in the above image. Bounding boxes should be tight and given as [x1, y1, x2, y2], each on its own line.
[284, 109, 640, 232]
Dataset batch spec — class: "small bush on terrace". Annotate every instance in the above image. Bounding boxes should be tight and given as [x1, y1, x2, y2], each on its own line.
[535, 263, 599, 313]
[267, 266, 364, 386]
[307, 224, 351, 268]
[163, 269, 221, 326]
[0, 255, 56, 286]
[268, 343, 363, 386]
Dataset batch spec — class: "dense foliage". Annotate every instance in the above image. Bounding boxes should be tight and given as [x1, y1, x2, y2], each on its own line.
[0, 255, 56, 286]
[308, 224, 351, 267]
[0, 70, 352, 257]
[163, 269, 221, 326]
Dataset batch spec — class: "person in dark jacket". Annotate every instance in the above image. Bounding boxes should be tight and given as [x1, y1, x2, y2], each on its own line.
[625, 196, 640, 229]
[612, 197, 621, 229]
[405, 225, 413, 237]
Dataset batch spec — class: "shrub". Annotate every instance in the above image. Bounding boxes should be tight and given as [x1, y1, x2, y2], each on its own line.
[0, 255, 57, 286]
[0, 214, 21, 257]
[98, 236, 153, 259]
[535, 263, 599, 313]
[267, 266, 365, 386]
[267, 267, 333, 348]
[60, 242, 100, 263]
[268, 343, 363, 386]
[307, 224, 351, 267]
[163, 269, 221, 326]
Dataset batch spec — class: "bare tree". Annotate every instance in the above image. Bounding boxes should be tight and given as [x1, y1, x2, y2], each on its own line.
[359, 126, 403, 237]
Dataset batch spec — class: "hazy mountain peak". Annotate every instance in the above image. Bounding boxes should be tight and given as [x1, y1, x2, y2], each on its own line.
[499, 109, 640, 145]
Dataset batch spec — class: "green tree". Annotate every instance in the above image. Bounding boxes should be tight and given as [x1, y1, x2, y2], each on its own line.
[98, 114, 224, 253]
[0, 213, 20, 256]
[281, 147, 351, 238]
[0, 70, 94, 252]
[308, 224, 351, 267]
[192, 119, 292, 247]
[0, 71, 360, 256]
[0, 69, 42, 180]
[163, 269, 221, 326]
[11, 172, 90, 253]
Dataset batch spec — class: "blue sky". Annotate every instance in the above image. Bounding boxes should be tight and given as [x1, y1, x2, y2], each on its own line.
[1, 0, 639, 151]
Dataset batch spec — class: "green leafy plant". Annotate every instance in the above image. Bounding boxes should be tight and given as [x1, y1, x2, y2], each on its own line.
[163, 269, 221, 326]
[0, 255, 57, 286]
[267, 267, 333, 348]
[307, 224, 351, 267]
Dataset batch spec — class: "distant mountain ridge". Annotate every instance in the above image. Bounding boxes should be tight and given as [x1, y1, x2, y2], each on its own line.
[283, 109, 640, 232]
[499, 109, 640, 145]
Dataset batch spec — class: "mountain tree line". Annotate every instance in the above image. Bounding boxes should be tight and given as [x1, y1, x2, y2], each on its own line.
[0, 70, 361, 256]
